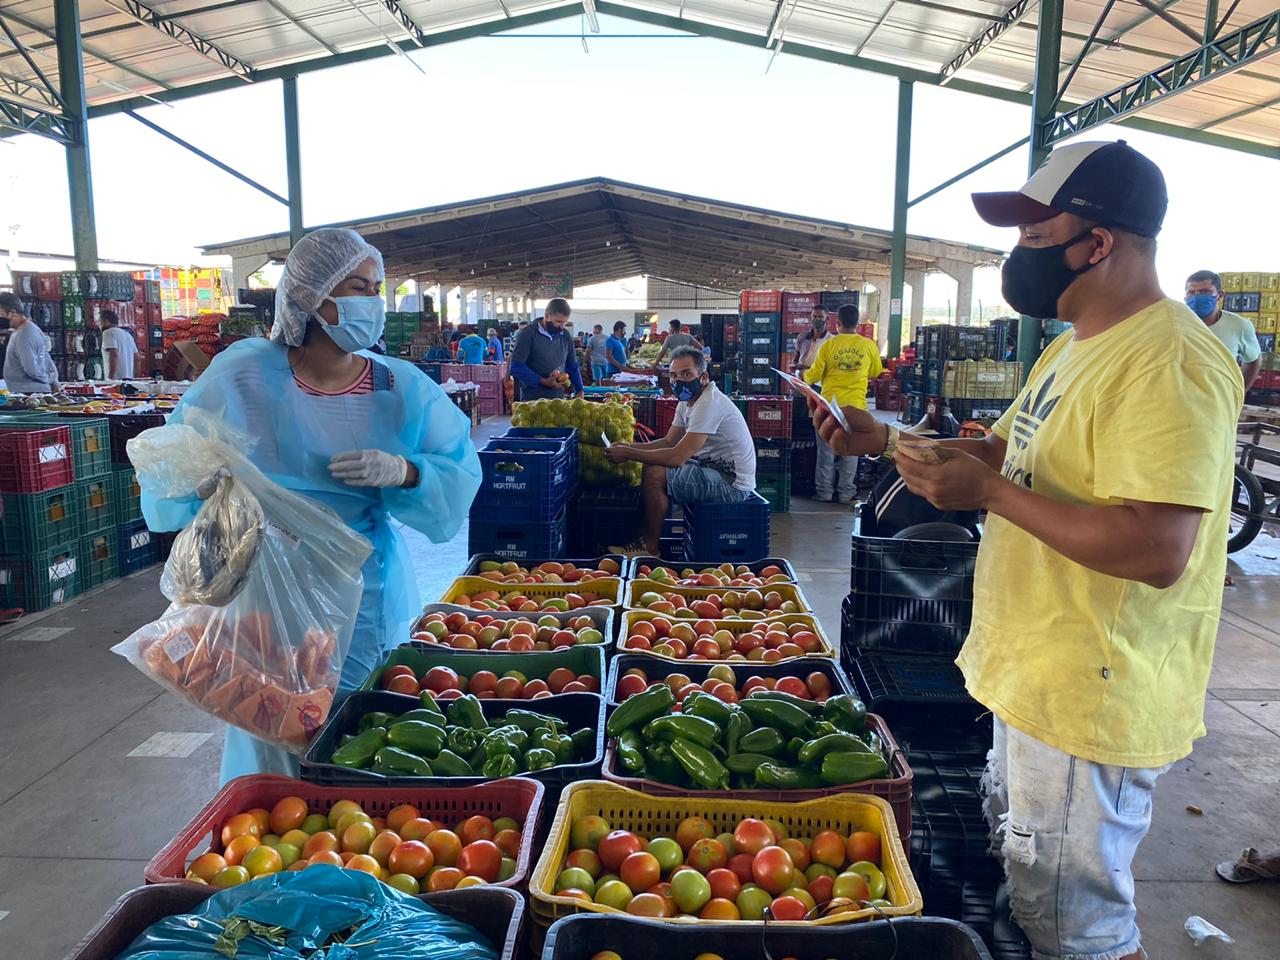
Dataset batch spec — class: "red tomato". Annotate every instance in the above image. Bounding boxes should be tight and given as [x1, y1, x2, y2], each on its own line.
[769, 895, 808, 921]
[733, 818, 775, 857]
[619, 852, 661, 893]
[806, 672, 832, 700]
[386, 674, 420, 696]
[676, 816, 714, 853]
[752, 846, 796, 895]
[495, 677, 524, 698]
[707, 867, 741, 901]
[457, 839, 502, 881]
[523, 679, 550, 698]
[775, 677, 810, 699]
[728, 853, 755, 884]
[810, 829, 845, 867]
[687, 838, 728, 873]
[388, 840, 434, 878]
[847, 831, 881, 865]
[468, 670, 498, 694]
[561, 680, 589, 693]
[626, 893, 669, 917]
[381, 665, 415, 690]
[459, 816, 496, 845]
[423, 667, 460, 693]
[547, 667, 577, 693]
[598, 830, 645, 872]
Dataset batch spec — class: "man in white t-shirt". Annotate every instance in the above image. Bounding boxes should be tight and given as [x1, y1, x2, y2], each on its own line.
[1184, 270, 1261, 390]
[605, 345, 756, 554]
[100, 309, 138, 380]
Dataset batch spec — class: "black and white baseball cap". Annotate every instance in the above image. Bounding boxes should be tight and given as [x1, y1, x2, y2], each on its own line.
[972, 140, 1168, 237]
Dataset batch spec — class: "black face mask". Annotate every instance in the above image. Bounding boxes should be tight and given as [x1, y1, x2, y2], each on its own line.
[1001, 228, 1100, 320]
[673, 377, 706, 402]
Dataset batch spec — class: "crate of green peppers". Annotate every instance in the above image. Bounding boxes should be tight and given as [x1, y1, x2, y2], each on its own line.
[601, 685, 913, 838]
[299, 690, 606, 801]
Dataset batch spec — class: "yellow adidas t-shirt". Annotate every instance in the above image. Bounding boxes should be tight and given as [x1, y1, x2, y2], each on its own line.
[958, 299, 1243, 768]
[803, 333, 883, 410]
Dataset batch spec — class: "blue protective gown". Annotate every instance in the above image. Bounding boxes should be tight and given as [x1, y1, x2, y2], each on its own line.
[140, 338, 481, 782]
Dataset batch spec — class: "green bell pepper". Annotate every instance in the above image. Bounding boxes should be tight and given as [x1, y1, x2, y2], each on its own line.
[725, 752, 777, 775]
[523, 747, 557, 771]
[755, 762, 822, 789]
[797, 733, 873, 765]
[485, 724, 529, 751]
[358, 711, 398, 733]
[531, 727, 573, 763]
[416, 692, 446, 720]
[740, 697, 814, 739]
[821, 694, 867, 734]
[447, 727, 482, 755]
[504, 708, 565, 733]
[642, 714, 721, 749]
[738, 726, 787, 758]
[820, 750, 888, 785]
[394, 708, 446, 729]
[606, 683, 674, 737]
[446, 695, 488, 731]
[570, 726, 596, 760]
[430, 749, 475, 777]
[482, 753, 519, 778]
[617, 730, 646, 773]
[331, 726, 386, 769]
[725, 710, 752, 756]
[670, 739, 730, 790]
[745, 690, 822, 714]
[644, 741, 688, 786]
[683, 691, 734, 728]
[372, 746, 433, 776]
[386, 720, 446, 757]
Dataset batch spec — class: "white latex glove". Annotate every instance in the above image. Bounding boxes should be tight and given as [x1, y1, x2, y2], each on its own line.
[329, 449, 409, 488]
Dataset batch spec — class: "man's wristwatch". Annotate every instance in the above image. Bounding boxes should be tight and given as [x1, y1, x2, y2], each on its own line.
[875, 424, 899, 462]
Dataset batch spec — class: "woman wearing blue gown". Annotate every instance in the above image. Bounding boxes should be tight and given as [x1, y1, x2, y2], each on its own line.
[141, 228, 481, 782]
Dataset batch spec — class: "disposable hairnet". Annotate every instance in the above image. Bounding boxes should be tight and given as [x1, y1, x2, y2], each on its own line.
[271, 228, 384, 345]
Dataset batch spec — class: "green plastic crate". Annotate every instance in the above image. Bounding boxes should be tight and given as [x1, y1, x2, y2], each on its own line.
[57, 416, 111, 480]
[0, 542, 79, 612]
[757, 474, 791, 514]
[112, 466, 142, 524]
[0, 409, 56, 421]
[77, 475, 115, 534]
[0, 486, 81, 554]
[79, 529, 119, 590]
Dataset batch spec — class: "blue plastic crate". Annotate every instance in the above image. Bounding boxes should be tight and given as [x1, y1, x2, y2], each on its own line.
[468, 505, 567, 561]
[475, 438, 574, 520]
[501, 427, 579, 478]
[682, 492, 771, 561]
[117, 519, 160, 574]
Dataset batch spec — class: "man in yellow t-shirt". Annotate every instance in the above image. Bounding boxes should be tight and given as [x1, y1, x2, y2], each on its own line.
[806, 141, 1242, 960]
[803, 303, 881, 502]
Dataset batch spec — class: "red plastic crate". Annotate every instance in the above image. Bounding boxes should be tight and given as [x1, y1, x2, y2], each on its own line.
[740, 289, 782, 313]
[655, 396, 679, 436]
[602, 713, 913, 839]
[781, 291, 822, 312]
[36, 273, 62, 300]
[783, 313, 815, 335]
[133, 279, 147, 303]
[477, 396, 505, 416]
[745, 396, 794, 438]
[467, 362, 507, 383]
[144, 774, 544, 889]
[0, 425, 75, 493]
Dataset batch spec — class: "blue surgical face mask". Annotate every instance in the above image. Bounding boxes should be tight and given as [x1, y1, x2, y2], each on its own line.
[319, 295, 385, 352]
[1185, 293, 1218, 319]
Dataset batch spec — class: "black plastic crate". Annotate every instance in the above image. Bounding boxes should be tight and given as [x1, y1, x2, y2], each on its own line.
[299, 690, 604, 814]
[753, 437, 792, 477]
[736, 351, 776, 371]
[542, 913, 994, 959]
[923, 358, 946, 394]
[625, 555, 797, 580]
[1224, 291, 1261, 312]
[462, 552, 623, 577]
[468, 505, 567, 561]
[568, 487, 641, 555]
[945, 398, 1013, 422]
[820, 289, 860, 311]
[741, 330, 780, 355]
[739, 370, 780, 395]
[846, 650, 990, 751]
[740, 311, 782, 333]
[845, 502, 978, 656]
[923, 324, 961, 360]
[790, 439, 817, 495]
[606, 653, 852, 706]
[791, 395, 816, 439]
[118, 519, 160, 574]
[908, 747, 996, 870]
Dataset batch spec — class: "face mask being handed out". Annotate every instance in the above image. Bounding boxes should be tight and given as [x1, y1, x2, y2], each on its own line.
[1001, 228, 1099, 320]
[1185, 294, 1218, 319]
[319, 295, 386, 353]
[673, 377, 706, 402]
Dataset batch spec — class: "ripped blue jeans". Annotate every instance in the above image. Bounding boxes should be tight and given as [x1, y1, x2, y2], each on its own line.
[984, 718, 1166, 960]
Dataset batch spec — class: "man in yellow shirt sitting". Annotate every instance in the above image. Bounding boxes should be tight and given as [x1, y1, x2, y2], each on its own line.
[802, 303, 881, 502]
[809, 141, 1242, 960]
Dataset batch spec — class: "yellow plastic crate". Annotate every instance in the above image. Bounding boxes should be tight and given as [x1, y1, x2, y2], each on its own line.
[439, 575, 622, 609]
[617, 609, 834, 662]
[528, 781, 921, 946]
[1221, 272, 1243, 292]
[623, 578, 812, 613]
[1257, 313, 1278, 335]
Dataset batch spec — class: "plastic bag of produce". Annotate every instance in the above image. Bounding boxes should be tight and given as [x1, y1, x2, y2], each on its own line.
[115, 865, 500, 960]
[112, 410, 372, 753]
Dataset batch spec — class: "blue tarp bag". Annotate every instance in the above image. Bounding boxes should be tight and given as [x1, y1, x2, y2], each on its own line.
[115, 865, 499, 960]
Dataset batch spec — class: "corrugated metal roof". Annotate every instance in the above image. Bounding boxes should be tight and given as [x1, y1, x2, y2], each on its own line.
[2, 1, 1275, 150]
[199, 176, 1005, 289]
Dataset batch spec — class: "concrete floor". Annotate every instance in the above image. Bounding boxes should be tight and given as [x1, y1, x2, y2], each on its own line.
[2, 416, 1279, 959]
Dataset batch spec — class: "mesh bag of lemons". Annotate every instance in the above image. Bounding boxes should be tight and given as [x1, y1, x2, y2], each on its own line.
[512, 398, 642, 487]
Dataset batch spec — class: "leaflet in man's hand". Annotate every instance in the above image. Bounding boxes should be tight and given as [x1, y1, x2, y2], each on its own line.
[772, 368, 849, 431]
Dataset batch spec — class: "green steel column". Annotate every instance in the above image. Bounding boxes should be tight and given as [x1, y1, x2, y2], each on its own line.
[887, 78, 912, 359]
[1019, 0, 1063, 370]
[282, 76, 304, 245]
[1203, 0, 1218, 39]
[55, 0, 98, 270]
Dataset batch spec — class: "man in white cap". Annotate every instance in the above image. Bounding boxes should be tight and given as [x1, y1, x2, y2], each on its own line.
[808, 141, 1242, 960]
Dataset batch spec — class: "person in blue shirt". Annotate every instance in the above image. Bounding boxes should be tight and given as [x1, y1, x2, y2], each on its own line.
[458, 327, 487, 365]
[487, 327, 505, 363]
[139, 228, 481, 783]
[509, 298, 584, 400]
[607, 321, 629, 375]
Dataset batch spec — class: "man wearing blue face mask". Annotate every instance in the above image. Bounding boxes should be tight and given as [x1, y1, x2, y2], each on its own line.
[140, 227, 481, 783]
[1185, 270, 1261, 390]
[604, 346, 755, 555]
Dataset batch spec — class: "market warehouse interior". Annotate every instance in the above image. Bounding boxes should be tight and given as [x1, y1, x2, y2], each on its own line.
[3, 2, 1280, 960]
